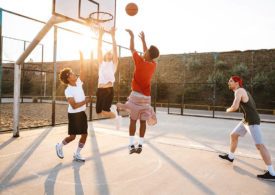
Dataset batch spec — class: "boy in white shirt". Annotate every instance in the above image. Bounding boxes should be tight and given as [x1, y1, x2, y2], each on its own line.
[56, 52, 89, 161]
[96, 27, 118, 118]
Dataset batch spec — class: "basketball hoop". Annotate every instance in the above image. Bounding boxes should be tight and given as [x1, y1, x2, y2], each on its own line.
[88, 11, 113, 24]
[88, 11, 113, 35]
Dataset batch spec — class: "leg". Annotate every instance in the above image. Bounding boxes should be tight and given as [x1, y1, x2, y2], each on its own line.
[128, 119, 137, 154]
[219, 122, 246, 162]
[136, 120, 146, 154]
[56, 135, 76, 159]
[102, 88, 115, 118]
[256, 144, 275, 179]
[230, 132, 240, 153]
[64, 134, 76, 144]
[74, 133, 87, 161]
[96, 89, 103, 114]
[129, 118, 137, 136]
[139, 120, 146, 138]
[256, 144, 272, 165]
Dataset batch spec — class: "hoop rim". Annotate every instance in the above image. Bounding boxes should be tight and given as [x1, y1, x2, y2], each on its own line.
[88, 11, 113, 23]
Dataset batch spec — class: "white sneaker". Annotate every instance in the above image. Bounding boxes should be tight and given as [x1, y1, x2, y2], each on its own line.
[55, 143, 64, 159]
[73, 153, 85, 162]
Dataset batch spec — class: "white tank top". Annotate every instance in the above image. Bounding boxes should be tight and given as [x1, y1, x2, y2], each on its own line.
[98, 61, 116, 85]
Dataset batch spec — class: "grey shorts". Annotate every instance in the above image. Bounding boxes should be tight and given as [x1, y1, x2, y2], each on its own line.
[231, 122, 263, 144]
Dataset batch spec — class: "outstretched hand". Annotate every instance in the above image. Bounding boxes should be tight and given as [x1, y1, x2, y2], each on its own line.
[125, 29, 134, 37]
[138, 31, 145, 41]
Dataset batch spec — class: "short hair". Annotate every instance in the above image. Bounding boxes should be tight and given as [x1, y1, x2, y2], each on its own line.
[231, 75, 243, 87]
[148, 45, 159, 60]
[59, 68, 72, 84]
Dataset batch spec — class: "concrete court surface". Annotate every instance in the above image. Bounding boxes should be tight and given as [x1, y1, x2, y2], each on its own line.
[0, 111, 275, 195]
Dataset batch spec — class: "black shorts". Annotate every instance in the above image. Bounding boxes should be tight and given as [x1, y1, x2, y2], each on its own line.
[96, 87, 114, 113]
[68, 111, 88, 135]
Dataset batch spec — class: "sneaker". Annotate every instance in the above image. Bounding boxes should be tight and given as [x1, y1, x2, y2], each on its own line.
[73, 153, 85, 162]
[128, 145, 136, 154]
[55, 143, 64, 159]
[218, 154, 234, 162]
[136, 144, 143, 154]
[257, 171, 275, 181]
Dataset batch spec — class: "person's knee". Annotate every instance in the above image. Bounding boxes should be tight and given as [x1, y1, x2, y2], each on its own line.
[230, 132, 239, 141]
[68, 135, 76, 141]
[130, 119, 137, 124]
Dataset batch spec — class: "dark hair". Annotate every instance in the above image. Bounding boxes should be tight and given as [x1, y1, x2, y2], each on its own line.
[231, 75, 243, 87]
[148, 45, 159, 60]
[59, 68, 72, 84]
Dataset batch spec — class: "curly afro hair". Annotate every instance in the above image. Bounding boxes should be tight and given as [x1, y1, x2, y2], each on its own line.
[59, 68, 72, 84]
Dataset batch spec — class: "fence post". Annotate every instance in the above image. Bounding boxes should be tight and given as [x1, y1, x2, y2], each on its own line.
[51, 26, 57, 126]
[0, 8, 2, 104]
[212, 52, 219, 118]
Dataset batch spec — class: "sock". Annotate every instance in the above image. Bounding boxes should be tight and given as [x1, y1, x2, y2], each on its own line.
[267, 165, 275, 176]
[228, 152, 235, 160]
[61, 140, 68, 147]
[76, 142, 85, 155]
[138, 137, 144, 145]
[129, 136, 135, 146]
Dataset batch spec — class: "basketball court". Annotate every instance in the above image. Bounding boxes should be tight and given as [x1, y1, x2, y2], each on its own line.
[1, 0, 275, 194]
[1, 111, 275, 194]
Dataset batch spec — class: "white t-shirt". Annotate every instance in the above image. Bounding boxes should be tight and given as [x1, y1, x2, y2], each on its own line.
[65, 78, 86, 113]
[98, 61, 116, 85]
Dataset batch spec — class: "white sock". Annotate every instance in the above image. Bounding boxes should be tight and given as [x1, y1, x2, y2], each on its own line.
[267, 165, 275, 176]
[228, 152, 235, 160]
[76, 143, 84, 155]
[138, 137, 144, 145]
[129, 136, 135, 146]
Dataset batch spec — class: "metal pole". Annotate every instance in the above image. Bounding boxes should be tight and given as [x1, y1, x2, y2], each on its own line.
[13, 15, 66, 137]
[212, 53, 218, 118]
[40, 44, 44, 102]
[21, 41, 26, 103]
[0, 8, 2, 104]
[52, 26, 58, 126]
[89, 51, 94, 121]
[44, 72, 46, 97]
[117, 46, 121, 103]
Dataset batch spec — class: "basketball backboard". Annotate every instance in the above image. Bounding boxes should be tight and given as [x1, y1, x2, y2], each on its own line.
[52, 0, 116, 32]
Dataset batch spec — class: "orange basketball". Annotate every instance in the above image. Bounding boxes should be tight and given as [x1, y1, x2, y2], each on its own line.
[125, 3, 138, 16]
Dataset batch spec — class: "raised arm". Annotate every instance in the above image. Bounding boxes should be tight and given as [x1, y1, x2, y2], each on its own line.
[79, 51, 85, 81]
[125, 29, 135, 53]
[110, 27, 118, 70]
[97, 27, 104, 65]
[139, 31, 147, 53]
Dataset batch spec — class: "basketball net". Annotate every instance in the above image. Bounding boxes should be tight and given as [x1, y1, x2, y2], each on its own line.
[88, 11, 113, 36]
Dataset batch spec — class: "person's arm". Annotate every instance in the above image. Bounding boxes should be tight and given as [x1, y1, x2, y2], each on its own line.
[139, 31, 147, 53]
[110, 27, 118, 71]
[79, 51, 85, 81]
[67, 97, 86, 109]
[226, 89, 243, 112]
[97, 27, 104, 65]
[125, 29, 135, 53]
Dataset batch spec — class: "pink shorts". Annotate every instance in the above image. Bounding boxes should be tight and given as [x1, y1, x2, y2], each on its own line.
[117, 91, 157, 125]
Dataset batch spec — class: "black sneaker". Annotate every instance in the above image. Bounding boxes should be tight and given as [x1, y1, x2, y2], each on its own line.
[257, 171, 275, 181]
[218, 154, 234, 162]
[128, 145, 136, 154]
[136, 144, 142, 154]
